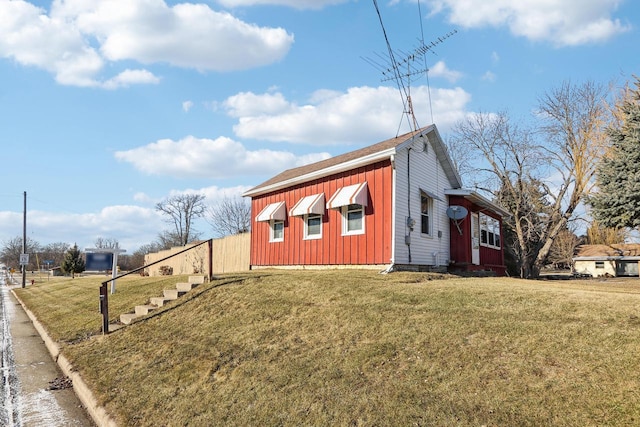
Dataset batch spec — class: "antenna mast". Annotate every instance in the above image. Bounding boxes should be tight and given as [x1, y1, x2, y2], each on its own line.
[366, 0, 456, 133]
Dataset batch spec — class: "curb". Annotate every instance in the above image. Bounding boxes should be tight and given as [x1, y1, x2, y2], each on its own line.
[11, 289, 118, 427]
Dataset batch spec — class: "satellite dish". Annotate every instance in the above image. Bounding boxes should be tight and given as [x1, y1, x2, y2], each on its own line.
[446, 205, 468, 235]
[446, 205, 468, 221]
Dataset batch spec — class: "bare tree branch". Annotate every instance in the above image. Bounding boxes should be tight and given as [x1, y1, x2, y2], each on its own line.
[206, 196, 251, 237]
[155, 194, 206, 245]
[449, 81, 611, 278]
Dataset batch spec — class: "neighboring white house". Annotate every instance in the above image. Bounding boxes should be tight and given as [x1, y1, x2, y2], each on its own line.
[573, 244, 640, 277]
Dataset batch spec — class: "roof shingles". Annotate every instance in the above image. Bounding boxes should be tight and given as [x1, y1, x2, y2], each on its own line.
[244, 127, 429, 197]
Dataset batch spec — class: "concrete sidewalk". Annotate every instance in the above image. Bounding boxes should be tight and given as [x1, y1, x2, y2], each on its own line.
[2, 283, 94, 426]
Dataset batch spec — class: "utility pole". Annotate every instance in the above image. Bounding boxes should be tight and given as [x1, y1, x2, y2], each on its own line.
[22, 191, 26, 288]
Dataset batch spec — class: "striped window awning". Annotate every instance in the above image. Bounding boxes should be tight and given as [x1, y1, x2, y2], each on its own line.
[255, 201, 286, 222]
[290, 193, 325, 217]
[327, 182, 368, 209]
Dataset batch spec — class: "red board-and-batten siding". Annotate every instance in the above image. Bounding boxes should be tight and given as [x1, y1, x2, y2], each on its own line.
[250, 160, 393, 266]
[448, 195, 506, 275]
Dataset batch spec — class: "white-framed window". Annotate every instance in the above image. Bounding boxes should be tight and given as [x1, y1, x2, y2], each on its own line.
[595, 261, 605, 269]
[270, 220, 284, 242]
[479, 213, 500, 249]
[420, 191, 432, 236]
[304, 214, 322, 239]
[342, 204, 365, 235]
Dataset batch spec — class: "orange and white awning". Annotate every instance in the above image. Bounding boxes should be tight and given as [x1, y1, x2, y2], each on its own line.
[327, 182, 368, 209]
[290, 193, 325, 217]
[255, 201, 286, 222]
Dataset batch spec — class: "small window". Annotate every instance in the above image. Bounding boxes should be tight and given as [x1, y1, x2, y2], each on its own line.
[420, 192, 432, 236]
[595, 261, 605, 269]
[343, 204, 364, 235]
[270, 220, 284, 242]
[305, 214, 322, 239]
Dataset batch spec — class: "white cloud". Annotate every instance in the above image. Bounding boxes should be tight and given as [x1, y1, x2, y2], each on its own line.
[0, 0, 294, 87]
[182, 101, 194, 112]
[0, 206, 163, 252]
[103, 69, 160, 89]
[482, 71, 496, 82]
[133, 192, 157, 204]
[426, 0, 630, 46]
[0, 0, 104, 87]
[169, 184, 252, 202]
[429, 60, 463, 83]
[114, 136, 331, 178]
[223, 92, 291, 118]
[216, 0, 348, 10]
[224, 85, 472, 145]
[0, 182, 265, 252]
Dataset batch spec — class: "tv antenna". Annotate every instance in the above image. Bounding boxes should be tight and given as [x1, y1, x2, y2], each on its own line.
[365, 0, 457, 133]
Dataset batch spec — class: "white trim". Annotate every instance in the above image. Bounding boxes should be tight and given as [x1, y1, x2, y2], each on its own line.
[419, 187, 444, 202]
[243, 149, 394, 197]
[419, 190, 433, 237]
[256, 201, 286, 222]
[479, 212, 501, 249]
[290, 193, 325, 217]
[270, 220, 284, 242]
[303, 214, 323, 240]
[341, 204, 365, 235]
[390, 154, 396, 264]
[243, 125, 463, 198]
[444, 189, 510, 217]
[327, 182, 368, 209]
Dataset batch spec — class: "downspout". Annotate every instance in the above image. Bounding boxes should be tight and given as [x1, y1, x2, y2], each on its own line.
[385, 153, 397, 273]
[406, 147, 412, 264]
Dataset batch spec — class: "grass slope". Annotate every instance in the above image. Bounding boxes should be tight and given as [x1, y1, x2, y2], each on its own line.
[15, 271, 640, 426]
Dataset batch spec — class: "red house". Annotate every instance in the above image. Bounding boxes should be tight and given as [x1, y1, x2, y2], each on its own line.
[243, 125, 508, 275]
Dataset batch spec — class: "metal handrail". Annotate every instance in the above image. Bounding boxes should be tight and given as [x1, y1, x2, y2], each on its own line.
[99, 239, 213, 334]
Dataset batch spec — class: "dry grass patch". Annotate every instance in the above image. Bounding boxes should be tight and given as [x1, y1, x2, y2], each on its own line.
[17, 271, 640, 426]
[14, 274, 192, 342]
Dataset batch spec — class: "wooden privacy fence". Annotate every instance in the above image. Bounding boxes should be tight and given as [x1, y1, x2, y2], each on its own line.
[144, 233, 251, 276]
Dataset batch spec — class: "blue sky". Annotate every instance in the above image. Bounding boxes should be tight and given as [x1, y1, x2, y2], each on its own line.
[0, 0, 637, 253]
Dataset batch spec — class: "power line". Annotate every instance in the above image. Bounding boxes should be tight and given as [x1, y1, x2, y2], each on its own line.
[366, 0, 457, 132]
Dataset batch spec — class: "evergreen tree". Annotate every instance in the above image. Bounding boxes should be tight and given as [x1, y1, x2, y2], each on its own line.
[590, 77, 640, 230]
[61, 244, 85, 278]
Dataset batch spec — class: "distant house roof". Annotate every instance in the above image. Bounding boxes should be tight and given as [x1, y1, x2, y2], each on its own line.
[573, 244, 640, 260]
[243, 124, 462, 198]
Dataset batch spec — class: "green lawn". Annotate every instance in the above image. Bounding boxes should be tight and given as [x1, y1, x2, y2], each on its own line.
[14, 271, 640, 426]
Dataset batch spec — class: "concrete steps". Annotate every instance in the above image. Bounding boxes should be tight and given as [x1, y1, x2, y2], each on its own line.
[118, 275, 207, 325]
[149, 296, 171, 307]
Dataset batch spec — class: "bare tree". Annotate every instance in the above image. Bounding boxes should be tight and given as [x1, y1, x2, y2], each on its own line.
[584, 221, 628, 245]
[155, 194, 206, 246]
[0, 236, 41, 270]
[206, 196, 251, 237]
[93, 237, 120, 249]
[450, 80, 611, 278]
[532, 80, 610, 272]
[40, 242, 71, 270]
[156, 230, 188, 249]
[547, 226, 581, 270]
